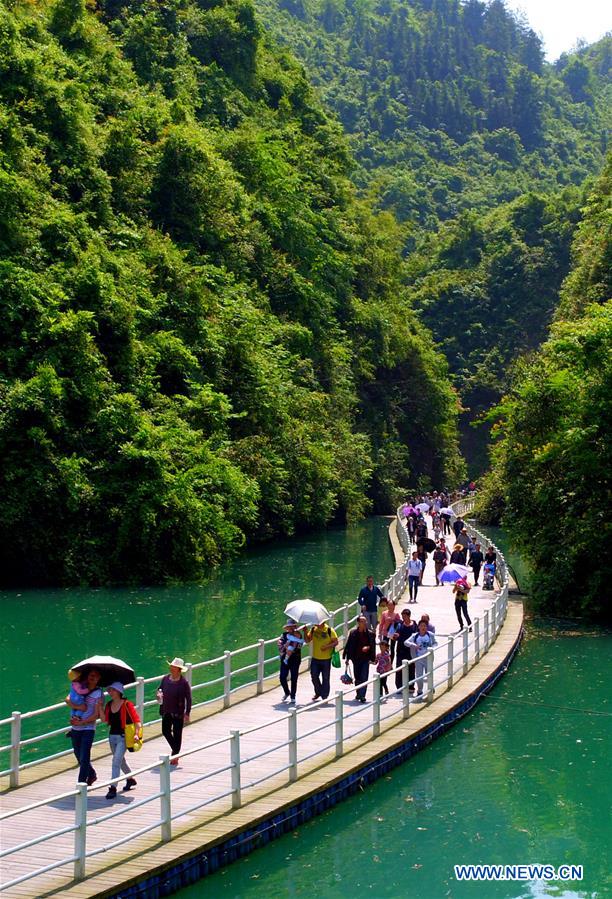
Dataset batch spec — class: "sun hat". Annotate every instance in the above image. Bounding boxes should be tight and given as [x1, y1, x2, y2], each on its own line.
[167, 657, 188, 671]
[107, 681, 125, 695]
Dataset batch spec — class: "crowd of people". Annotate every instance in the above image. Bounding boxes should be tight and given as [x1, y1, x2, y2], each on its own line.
[65, 488, 497, 798]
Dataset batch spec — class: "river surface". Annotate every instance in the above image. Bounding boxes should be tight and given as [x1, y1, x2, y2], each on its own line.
[1, 519, 610, 897]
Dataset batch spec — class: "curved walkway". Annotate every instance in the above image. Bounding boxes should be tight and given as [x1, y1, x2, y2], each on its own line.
[0, 511, 523, 898]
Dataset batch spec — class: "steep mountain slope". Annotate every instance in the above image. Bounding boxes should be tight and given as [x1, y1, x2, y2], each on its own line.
[254, 0, 611, 230]
[475, 155, 612, 622]
[0, 0, 463, 585]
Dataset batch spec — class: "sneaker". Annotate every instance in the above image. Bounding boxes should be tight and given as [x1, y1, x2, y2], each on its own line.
[311, 695, 319, 702]
[122, 777, 137, 792]
[282, 692, 290, 701]
[106, 786, 117, 800]
[170, 758, 179, 766]
[86, 774, 97, 787]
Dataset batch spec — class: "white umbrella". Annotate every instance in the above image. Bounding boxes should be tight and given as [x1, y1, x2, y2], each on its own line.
[415, 502, 430, 513]
[440, 507, 453, 516]
[284, 599, 330, 625]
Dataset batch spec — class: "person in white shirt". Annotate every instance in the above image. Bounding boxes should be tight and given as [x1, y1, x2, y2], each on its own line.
[407, 551, 423, 603]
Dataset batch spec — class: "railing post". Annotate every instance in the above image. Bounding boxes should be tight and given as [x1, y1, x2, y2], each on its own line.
[484, 609, 490, 652]
[447, 635, 454, 689]
[462, 627, 469, 676]
[223, 651, 232, 709]
[257, 639, 265, 694]
[136, 677, 145, 724]
[184, 663, 193, 689]
[335, 691, 344, 758]
[426, 651, 434, 704]
[288, 708, 298, 782]
[343, 604, 349, 642]
[159, 755, 172, 842]
[230, 730, 241, 808]
[474, 618, 480, 662]
[373, 674, 381, 736]
[402, 660, 411, 719]
[73, 783, 88, 880]
[9, 712, 21, 789]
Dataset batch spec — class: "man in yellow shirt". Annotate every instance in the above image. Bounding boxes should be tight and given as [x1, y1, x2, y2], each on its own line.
[305, 622, 339, 701]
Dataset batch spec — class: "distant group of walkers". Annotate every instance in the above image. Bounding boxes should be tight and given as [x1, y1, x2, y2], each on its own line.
[66, 658, 191, 800]
[66, 487, 496, 793]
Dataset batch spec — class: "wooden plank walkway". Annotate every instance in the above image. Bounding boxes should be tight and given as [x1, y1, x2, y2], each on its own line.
[0, 520, 519, 897]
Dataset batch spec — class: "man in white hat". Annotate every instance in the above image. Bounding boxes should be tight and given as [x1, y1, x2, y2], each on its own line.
[156, 657, 192, 765]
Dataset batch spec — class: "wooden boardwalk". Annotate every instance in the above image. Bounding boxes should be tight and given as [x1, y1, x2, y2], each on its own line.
[0, 519, 521, 898]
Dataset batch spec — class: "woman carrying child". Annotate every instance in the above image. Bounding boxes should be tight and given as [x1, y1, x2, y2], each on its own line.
[278, 620, 304, 705]
[103, 682, 141, 800]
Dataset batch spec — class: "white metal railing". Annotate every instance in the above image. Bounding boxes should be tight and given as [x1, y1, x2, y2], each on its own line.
[0, 500, 511, 891]
[0, 527, 412, 789]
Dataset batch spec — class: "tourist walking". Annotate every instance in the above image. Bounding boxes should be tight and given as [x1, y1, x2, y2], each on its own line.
[407, 551, 423, 602]
[278, 620, 304, 705]
[343, 615, 376, 702]
[416, 543, 428, 585]
[453, 578, 472, 630]
[450, 542, 466, 565]
[305, 622, 338, 701]
[452, 516, 465, 539]
[469, 543, 484, 586]
[441, 510, 451, 535]
[357, 575, 384, 630]
[457, 528, 470, 555]
[375, 640, 392, 697]
[66, 668, 104, 786]
[406, 620, 438, 701]
[394, 608, 417, 693]
[103, 682, 140, 799]
[157, 658, 192, 765]
[379, 599, 401, 662]
[433, 542, 448, 585]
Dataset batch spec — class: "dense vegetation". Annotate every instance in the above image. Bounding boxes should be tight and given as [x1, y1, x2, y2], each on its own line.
[254, 0, 610, 467]
[255, 0, 611, 229]
[407, 189, 583, 469]
[475, 157, 611, 622]
[0, 0, 464, 586]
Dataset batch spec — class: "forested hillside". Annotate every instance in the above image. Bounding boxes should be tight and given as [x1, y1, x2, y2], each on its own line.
[475, 156, 612, 622]
[0, 0, 464, 586]
[253, 0, 610, 468]
[255, 0, 611, 229]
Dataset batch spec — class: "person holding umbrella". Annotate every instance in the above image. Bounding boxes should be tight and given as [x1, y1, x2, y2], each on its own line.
[65, 668, 104, 786]
[103, 683, 140, 799]
[157, 658, 192, 765]
[278, 620, 304, 705]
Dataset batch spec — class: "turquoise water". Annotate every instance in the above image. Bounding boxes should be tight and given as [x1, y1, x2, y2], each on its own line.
[0, 517, 394, 736]
[176, 622, 611, 898]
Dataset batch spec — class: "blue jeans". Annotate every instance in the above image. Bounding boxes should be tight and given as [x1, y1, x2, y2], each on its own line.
[408, 575, 420, 601]
[310, 658, 331, 700]
[109, 734, 131, 781]
[70, 729, 96, 783]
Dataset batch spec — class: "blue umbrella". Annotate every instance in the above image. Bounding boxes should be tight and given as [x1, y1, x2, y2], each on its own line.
[439, 564, 470, 584]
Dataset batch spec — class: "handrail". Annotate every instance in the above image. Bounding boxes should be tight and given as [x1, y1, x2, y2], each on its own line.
[0, 498, 512, 893]
[1, 538, 412, 788]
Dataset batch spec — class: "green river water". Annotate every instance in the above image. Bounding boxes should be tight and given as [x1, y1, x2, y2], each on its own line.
[1, 519, 610, 897]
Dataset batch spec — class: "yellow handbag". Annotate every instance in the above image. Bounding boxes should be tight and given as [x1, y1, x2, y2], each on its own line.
[125, 721, 144, 752]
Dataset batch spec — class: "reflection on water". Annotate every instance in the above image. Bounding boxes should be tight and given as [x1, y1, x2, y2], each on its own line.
[0, 518, 394, 716]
